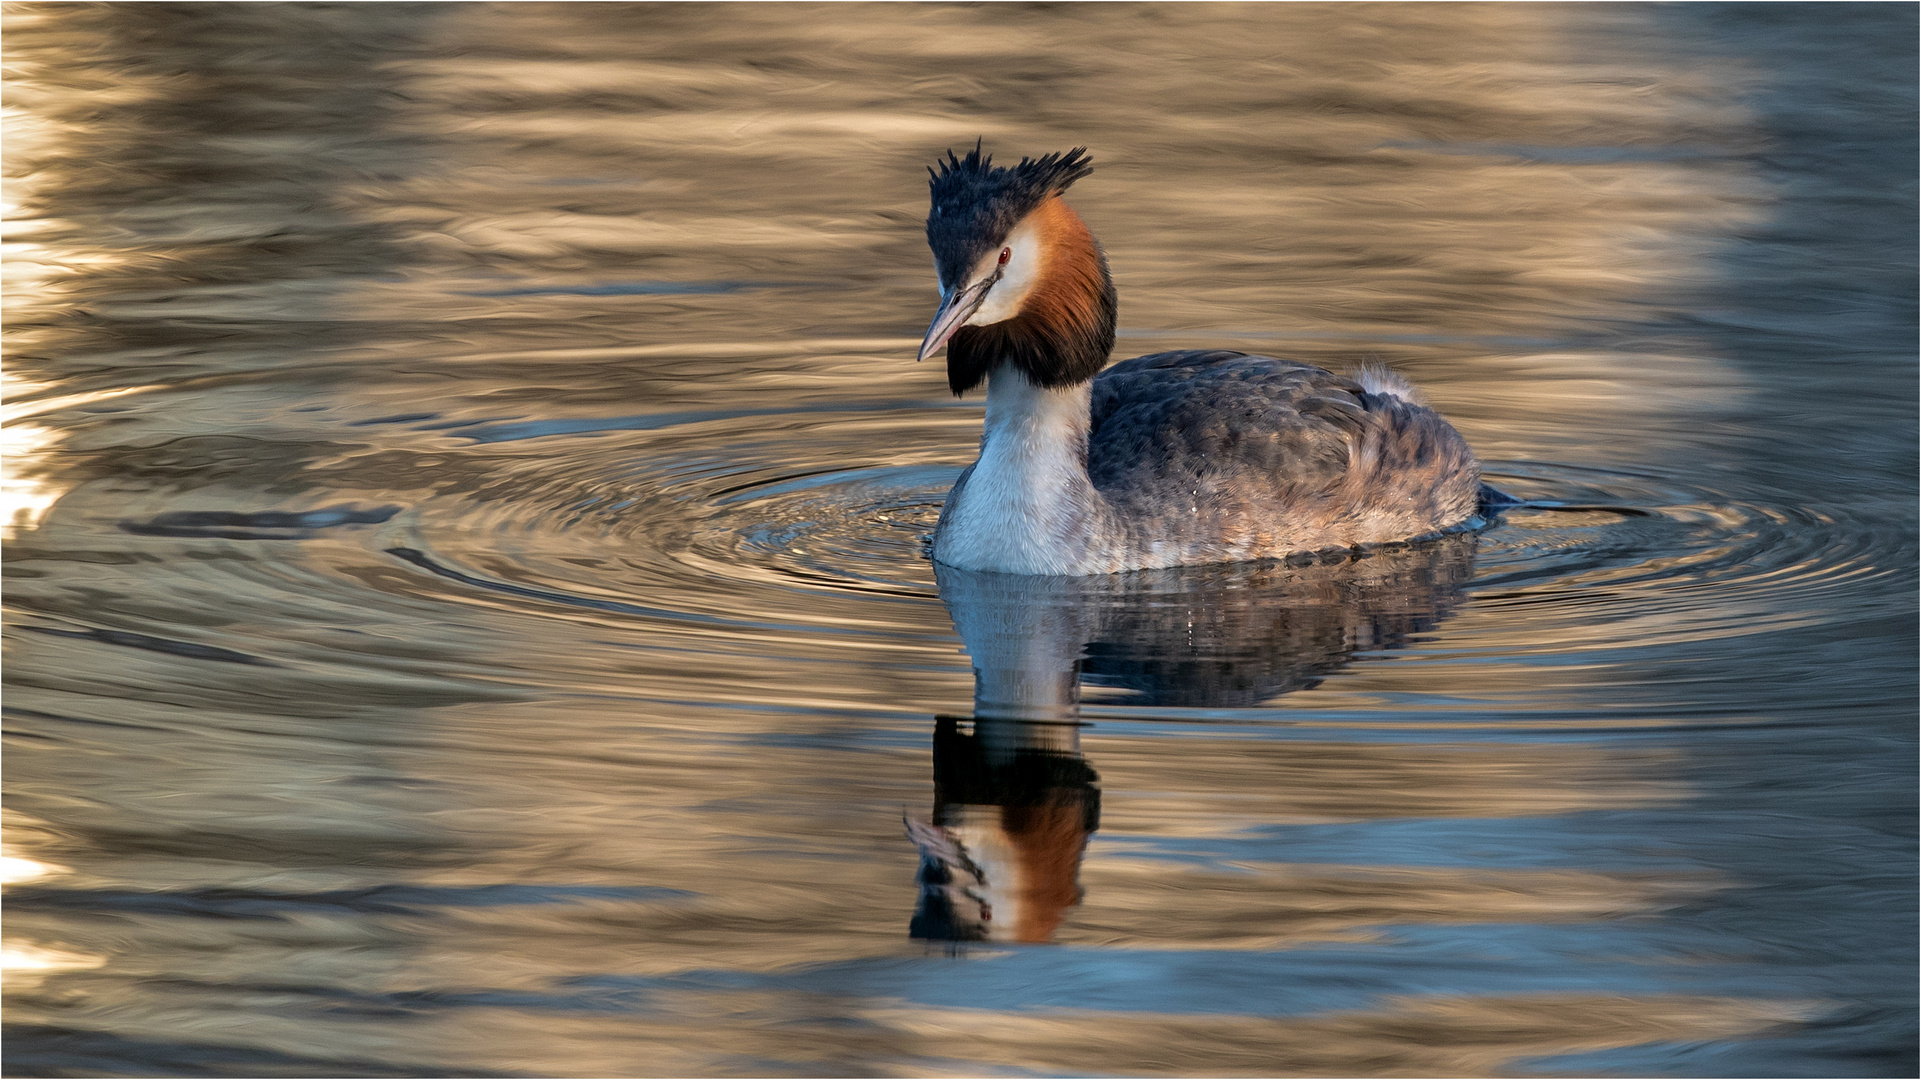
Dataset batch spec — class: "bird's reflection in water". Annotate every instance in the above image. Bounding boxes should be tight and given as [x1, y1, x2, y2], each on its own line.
[909, 534, 1479, 944]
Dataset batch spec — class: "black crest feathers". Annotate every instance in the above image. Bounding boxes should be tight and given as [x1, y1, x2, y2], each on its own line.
[926, 143, 1095, 290]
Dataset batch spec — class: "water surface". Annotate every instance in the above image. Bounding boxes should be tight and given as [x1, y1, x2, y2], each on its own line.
[4, 3, 1915, 1077]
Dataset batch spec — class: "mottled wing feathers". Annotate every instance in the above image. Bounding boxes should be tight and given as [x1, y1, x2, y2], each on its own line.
[1086, 350, 1480, 554]
[1089, 350, 1368, 496]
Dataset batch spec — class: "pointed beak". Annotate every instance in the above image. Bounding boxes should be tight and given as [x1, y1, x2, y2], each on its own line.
[916, 276, 995, 362]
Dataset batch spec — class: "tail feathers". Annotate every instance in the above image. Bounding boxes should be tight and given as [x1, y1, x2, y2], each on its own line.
[1354, 362, 1426, 405]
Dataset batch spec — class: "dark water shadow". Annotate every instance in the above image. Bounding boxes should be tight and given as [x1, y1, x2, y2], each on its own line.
[2, 1023, 518, 1080]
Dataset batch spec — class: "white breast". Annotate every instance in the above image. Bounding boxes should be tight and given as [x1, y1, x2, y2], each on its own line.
[934, 370, 1108, 575]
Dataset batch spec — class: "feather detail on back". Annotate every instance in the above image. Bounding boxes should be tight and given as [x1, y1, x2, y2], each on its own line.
[1084, 351, 1480, 566]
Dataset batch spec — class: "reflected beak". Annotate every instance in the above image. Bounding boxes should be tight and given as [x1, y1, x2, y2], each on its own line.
[916, 276, 995, 362]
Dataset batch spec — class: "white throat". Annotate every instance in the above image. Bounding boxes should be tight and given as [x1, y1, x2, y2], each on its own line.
[934, 367, 1107, 575]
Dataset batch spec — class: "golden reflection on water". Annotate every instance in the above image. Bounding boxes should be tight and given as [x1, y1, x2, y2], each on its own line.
[333, 1, 1766, 455]
[2, 1, 1912, 1076]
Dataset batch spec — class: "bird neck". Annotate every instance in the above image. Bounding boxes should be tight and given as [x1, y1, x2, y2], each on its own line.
[935, 366, 1111, 575]
[982, 363, 1092, 450]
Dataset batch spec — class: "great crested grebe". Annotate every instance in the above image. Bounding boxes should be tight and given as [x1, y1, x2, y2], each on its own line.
[917, 145, 1490, 575]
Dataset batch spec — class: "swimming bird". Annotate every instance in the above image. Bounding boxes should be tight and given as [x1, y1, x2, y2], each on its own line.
[918, 145, 1489, 575]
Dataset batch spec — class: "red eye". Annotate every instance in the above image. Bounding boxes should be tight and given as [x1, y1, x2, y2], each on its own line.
[998, 248, 1011, 265]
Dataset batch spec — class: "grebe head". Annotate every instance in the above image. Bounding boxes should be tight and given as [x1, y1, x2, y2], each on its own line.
[919, 143, 1117, 394]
